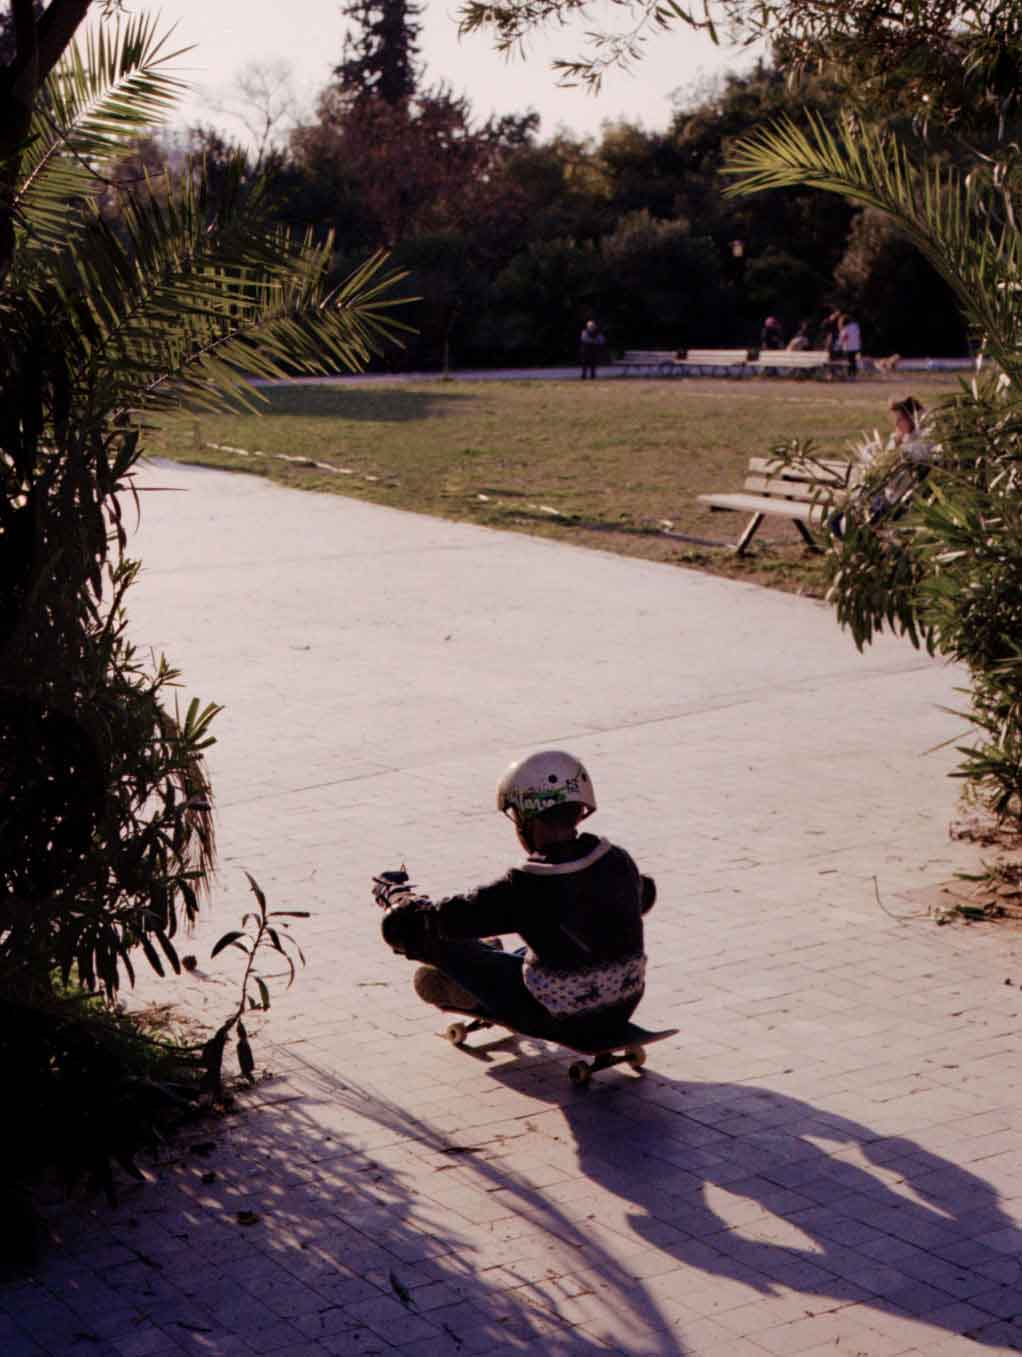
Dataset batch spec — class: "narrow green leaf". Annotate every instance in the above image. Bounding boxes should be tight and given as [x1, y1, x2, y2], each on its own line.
[155, 931, 181, 974]
[211, 930, 246, 959]
[237, 1032, 255, 1080]
[245, 872, 268, 921]
[140, 935, 165, 977]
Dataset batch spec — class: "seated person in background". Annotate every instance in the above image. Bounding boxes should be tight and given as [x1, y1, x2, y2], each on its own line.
[787, 322, 811, 351]
[376, 750, 656, 1049]
[830, 396, 934, 538]
[760, 315, 784, 350]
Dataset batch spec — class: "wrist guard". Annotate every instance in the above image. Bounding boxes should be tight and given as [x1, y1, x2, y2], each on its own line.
[381, 898, 438, 960]
[373, 868, 419, 910]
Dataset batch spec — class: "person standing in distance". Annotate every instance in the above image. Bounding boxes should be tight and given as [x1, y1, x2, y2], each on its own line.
[839, 313, 862, 379]
[579, 320, 606, 379]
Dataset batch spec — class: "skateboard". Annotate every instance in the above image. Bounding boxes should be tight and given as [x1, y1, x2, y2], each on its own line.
[371, 869, 677, 1085]
[441, 1016, 678, 1086]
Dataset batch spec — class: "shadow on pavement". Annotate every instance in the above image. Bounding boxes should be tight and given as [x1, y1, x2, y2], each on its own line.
[232, 1050, 691, 1353]
[25, 1049, 689, 1355]
[23, 1047, 1020, 1356]
[484, 1057, 1022, 1352]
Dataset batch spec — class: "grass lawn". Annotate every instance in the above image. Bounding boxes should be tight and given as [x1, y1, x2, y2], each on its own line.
[148, 371, 961, 595]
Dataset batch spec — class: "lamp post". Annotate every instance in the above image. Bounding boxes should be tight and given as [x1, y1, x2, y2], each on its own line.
[730, 239, 746, 344]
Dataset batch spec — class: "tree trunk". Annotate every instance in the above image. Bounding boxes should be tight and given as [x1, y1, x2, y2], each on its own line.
[0, 0, 92, 282]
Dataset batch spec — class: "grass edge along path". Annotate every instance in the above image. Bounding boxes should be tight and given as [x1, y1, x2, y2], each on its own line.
[148, 374, 960, 597]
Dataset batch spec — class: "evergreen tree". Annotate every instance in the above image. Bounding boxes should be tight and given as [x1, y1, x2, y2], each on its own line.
[335, 0, 422, 105]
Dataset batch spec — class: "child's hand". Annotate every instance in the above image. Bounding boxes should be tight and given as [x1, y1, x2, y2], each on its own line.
[372, 868, 415, 909]
[381, 899, 437, 958]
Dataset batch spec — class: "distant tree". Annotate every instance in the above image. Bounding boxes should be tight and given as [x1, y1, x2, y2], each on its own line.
[596, 121, 689, 223]
[392, 231, 488, 372]
[335, 0, 422, 106]
[492, 237, 603, 363]
[670, 62, 856, 335]
[293, 83, 536, 247]
[600, 210, 728, 347]
[833, 206, 968, 358]
[497, 134, 613, 245]
[204, 59, 300, 168]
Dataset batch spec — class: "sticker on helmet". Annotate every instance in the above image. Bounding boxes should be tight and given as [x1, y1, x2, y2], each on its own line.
[516, 768, 587, 814]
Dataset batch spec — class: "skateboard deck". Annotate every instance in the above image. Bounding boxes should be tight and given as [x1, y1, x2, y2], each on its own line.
[442, 1016, 678, 1085]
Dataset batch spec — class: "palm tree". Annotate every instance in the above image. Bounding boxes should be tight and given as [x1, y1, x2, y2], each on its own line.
[724, 113, 1022, 827]
[0, 14, 408, 997]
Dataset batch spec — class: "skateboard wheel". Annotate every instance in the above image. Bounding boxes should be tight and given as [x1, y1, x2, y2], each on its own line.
[625, 1045, 647, 1070]
[568, 1061, 592, 1086]
[445, 1022, 468, 1046]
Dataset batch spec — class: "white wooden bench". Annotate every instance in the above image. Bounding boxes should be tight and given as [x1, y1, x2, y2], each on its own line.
[747, 349, 835, 378]
[615, 350, 678, 375]
[673, 348, 751, 376]
[698, 455, 857, 554]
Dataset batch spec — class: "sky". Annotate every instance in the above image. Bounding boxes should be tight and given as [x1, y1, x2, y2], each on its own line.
[98, 0, 762, 148]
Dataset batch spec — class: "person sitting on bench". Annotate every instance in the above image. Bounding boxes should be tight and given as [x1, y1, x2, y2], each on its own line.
[831, 396, 934, 538]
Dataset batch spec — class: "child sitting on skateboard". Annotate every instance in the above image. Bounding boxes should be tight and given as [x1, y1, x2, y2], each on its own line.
[374, 750, 656, 1048]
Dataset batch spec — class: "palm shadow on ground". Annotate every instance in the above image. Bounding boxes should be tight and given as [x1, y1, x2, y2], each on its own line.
[28, 1050, 685, 1355]
[25, 1039, 1021, 1356]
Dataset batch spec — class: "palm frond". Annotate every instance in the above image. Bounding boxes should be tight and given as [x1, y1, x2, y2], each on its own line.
[724, 112, 1022, 375]
[15, 14, 190, 261]
[29, 159, 410, 416]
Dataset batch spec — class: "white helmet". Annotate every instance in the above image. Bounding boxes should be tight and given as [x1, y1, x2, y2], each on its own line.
[496, 750, 596, 822]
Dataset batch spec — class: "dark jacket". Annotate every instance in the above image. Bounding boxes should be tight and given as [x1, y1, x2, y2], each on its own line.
[434, 833, 652, 971]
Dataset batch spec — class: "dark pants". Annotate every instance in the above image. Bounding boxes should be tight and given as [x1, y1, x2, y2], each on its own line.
[416, 937, 640, 1049]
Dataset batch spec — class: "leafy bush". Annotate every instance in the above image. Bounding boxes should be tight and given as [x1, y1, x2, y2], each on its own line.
[824, 374, 1022, 825]
[0, 985, 198, 1266]
[0, 874, 307, 1267]
[0, 14, 391, 1256]
[1, 16, 403, 1004]
[726, 103, 1022, 831]
[0, 548, 219, 1000]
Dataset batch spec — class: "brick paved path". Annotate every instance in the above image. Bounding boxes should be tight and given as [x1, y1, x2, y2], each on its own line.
[5, 461, 1022, 1357]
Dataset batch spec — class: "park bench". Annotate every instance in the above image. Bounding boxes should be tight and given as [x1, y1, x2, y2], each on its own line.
[615, 350, 678, 375]
[747, 349, 835, 378]
[698, 454, 857, 554]
[673, 348, 751, 376]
